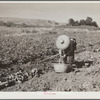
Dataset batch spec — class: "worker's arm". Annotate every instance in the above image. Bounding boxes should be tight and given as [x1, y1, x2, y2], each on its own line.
[59, 50, 66, 58]
[59, 49, 62, 56]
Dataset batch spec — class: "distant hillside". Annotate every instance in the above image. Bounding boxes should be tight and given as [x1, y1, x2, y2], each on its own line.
[0, 17, 59, 27]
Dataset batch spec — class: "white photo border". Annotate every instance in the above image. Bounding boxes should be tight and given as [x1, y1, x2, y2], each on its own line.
[0, 1, 100, 99]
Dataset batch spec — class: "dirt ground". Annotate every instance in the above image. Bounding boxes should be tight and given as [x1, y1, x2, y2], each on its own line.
[0, 25, 100, 92]
[2, 51, 100, 92]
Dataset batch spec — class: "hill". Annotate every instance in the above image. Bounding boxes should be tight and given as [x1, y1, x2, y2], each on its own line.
[0, 17, 59, 26]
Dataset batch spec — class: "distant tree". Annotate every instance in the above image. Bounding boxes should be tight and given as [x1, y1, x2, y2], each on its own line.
[67, 17, 99, 27]
[6, 21, 16, 27]
[92, 21, 98, 27]
[68, 18, 75, 26]
[0, 21, 5, 26]
[85, 17, 93, 26]
[21, 23, 28, 27]
[55, 22, 59, 25]
[74, 21, 79, 26]
[48, 20, 52, 23]
[79, 19, 86, 25]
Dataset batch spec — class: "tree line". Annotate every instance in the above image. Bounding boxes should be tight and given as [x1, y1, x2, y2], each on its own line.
[0, 17, 99, 28]
[68, 17, 98, 27]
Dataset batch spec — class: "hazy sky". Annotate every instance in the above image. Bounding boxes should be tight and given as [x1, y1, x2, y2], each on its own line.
[0, 3, 100, 25]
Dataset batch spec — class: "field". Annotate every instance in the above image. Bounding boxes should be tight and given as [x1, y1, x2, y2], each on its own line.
[0, 23, 100, 91]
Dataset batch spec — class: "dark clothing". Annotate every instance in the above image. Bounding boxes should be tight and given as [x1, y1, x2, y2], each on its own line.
[67, 56, 74, 64]
[64, 40, 77, 64]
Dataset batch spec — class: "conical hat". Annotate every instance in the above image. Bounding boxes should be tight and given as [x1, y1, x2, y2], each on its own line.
[56, 35, 70, 50]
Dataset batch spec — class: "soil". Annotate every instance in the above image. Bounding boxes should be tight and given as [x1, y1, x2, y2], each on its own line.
[2, 51, 100, 91]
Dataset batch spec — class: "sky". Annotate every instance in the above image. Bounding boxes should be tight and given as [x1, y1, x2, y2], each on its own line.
[0, 2, 100, 26]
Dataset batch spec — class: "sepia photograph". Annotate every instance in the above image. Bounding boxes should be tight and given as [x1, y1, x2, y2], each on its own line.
[0, 1, 100, 98]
